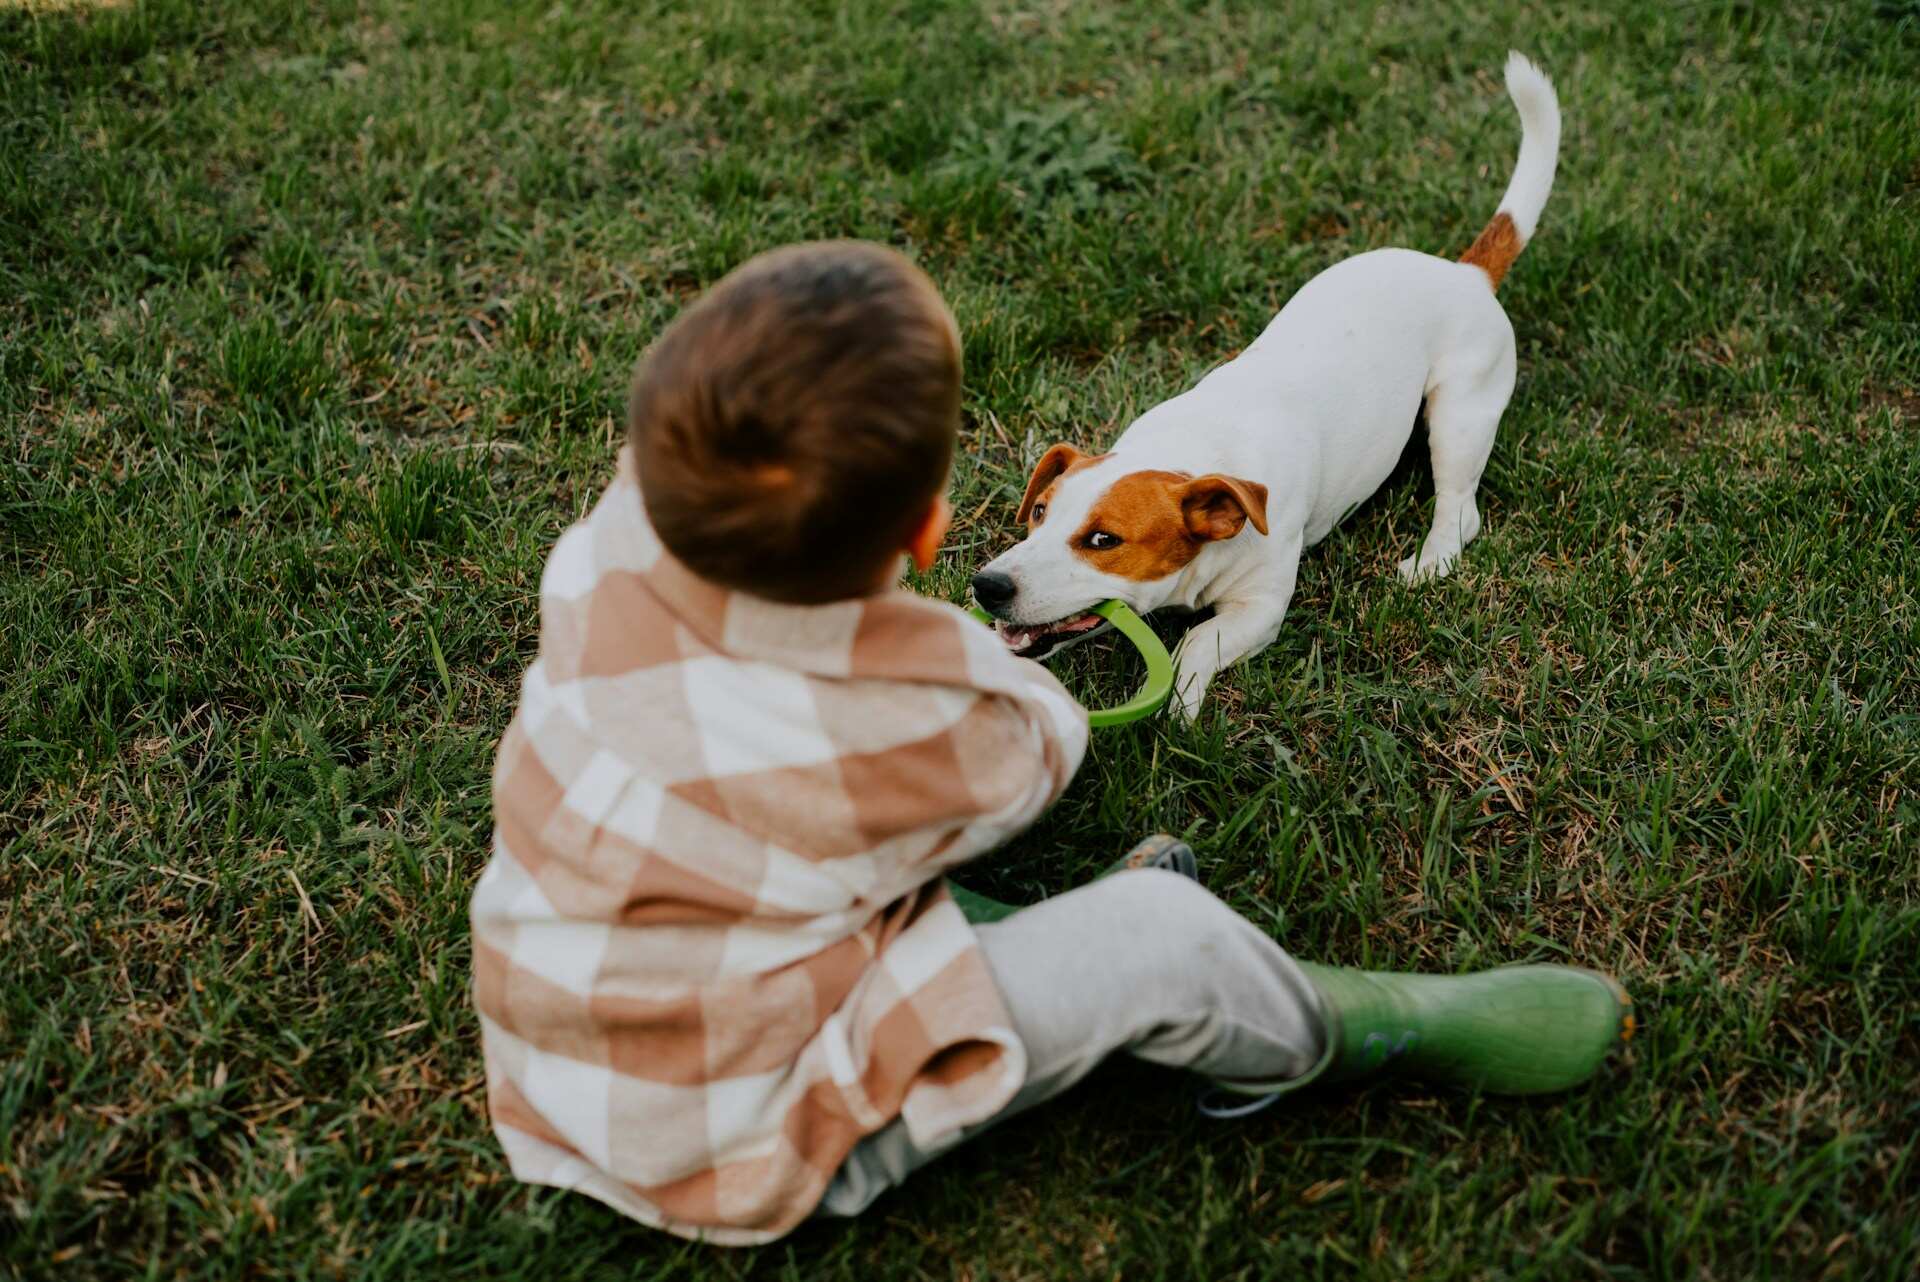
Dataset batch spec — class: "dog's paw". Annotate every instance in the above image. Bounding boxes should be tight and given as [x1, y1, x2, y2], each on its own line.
[1167, 673, 1210, 723]
[1168, 689, 1205, 723]
[1398, 552, 1458, 583]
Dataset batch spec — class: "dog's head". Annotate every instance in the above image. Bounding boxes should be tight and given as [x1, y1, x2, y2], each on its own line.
[971, 444, 1268, 658]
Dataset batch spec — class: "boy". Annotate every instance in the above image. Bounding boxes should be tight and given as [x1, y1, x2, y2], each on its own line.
[470, 242, 1632, 1245]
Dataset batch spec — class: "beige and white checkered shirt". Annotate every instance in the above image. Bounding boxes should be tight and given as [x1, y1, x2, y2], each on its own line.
[471, 449, 1088, 1243]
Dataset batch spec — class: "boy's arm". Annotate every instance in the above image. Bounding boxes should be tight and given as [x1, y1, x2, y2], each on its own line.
[988, 656, 1089, 813]
[865, 651, 1089, 902]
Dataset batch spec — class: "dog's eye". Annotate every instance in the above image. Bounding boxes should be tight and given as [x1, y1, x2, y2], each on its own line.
[1085, 531, 1122, 550]
[1030, 504, 1047, 524]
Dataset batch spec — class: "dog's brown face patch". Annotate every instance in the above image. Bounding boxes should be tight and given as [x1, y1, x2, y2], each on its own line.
[1069, 471, 1206, 581]
[1070, 470, 1271, 581]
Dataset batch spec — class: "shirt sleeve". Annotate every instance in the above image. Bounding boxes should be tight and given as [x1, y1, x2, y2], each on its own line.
[849, 608, 1093, 904]
[994, 654, 1091, 803]
[896, 653, 1090, 887]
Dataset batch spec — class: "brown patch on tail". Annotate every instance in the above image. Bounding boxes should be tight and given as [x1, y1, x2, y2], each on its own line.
[1459, 211, 1524, 290]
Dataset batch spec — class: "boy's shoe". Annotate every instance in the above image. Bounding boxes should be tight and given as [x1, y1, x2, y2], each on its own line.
[1102, 834, 1199, 882]
[1200, 962, 1634, 1117]
[947, 834, 1200, 925]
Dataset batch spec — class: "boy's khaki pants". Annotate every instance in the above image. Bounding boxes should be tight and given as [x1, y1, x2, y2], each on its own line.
[817, 868, 1326, 1216]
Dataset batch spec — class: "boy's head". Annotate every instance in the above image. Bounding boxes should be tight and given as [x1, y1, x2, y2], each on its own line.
[628, 241, 960, 604]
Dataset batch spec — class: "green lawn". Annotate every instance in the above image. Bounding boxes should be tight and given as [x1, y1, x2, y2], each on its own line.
[4, 1, 1918, 1277]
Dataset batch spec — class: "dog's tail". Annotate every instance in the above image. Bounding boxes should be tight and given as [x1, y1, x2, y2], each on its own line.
[1459, 51, 1560, 291]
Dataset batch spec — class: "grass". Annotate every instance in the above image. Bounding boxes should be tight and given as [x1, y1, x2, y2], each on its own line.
[3, 0, 1917, 1277]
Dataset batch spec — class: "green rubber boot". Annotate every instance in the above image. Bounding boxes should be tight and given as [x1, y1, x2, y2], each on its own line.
[1202, 963, 1634, 1116]
[946, 835, 1199, 925]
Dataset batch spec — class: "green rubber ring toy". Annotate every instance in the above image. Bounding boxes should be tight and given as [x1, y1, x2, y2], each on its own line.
[968, 599, 1173, 727]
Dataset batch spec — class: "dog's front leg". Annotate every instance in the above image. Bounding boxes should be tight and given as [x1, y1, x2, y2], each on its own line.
[1170, 599, 1289, 720]
[1170, 542, 1297, 719]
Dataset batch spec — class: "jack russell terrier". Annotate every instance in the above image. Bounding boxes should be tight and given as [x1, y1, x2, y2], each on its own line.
[971, 52, 1561, 720]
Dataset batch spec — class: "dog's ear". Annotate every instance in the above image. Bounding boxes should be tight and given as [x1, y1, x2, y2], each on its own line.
[1016, 444, 1085, 523]
[1180, 474, 1270, 540]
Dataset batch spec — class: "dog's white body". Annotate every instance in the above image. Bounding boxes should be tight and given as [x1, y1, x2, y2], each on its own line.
[977, 54, 1561, 718]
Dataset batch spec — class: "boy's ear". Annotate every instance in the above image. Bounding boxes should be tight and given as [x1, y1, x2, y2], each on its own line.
[1179, 474, 1270, 541]
[905, 495, 952, 573]
[1016, 444, 1085, 523]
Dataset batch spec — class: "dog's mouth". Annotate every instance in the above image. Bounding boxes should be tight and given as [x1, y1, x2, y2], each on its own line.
[993, 611, 1107, 659]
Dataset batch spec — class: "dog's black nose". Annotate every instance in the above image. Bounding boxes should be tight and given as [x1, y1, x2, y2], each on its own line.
[970, 570, 1017, 613]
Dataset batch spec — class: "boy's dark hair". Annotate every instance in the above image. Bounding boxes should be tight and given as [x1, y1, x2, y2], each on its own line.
[628, 241, 961, 604]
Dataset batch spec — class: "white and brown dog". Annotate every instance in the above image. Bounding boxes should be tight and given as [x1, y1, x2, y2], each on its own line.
[971, 52, 1561, 719]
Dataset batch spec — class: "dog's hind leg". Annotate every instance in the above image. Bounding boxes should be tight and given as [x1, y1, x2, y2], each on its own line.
[1399, 340, 1516, 583]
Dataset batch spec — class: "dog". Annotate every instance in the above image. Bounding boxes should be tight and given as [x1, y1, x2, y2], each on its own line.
[971, 52, 1560, 720]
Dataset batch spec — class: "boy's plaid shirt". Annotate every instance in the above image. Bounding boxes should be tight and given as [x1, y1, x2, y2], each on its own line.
[472, 449, 1089, 1243]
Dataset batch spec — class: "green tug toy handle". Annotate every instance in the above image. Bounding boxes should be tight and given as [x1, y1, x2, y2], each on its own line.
[968, 599, 1174, 727]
